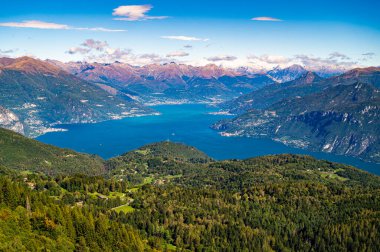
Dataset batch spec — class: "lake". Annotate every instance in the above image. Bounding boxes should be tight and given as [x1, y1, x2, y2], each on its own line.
[37, 104, 380, 175]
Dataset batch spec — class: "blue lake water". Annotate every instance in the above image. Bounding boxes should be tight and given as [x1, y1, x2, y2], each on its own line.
[37, 104, 380, 175]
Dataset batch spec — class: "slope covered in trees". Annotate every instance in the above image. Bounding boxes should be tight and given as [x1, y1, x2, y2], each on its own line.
[0, 128, 105, 176]
[0, 134, 379, 251]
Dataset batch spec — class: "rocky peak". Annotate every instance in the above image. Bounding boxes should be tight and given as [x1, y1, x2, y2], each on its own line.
[297, 71, 322, 84]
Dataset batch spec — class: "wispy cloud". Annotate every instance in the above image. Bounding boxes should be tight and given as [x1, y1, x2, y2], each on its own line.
[329, 52, 350, 60]
[0, 20, 126, 32]
[248, 54, 291, 64]
[206, 55, 237, 62]
[247, 53, 359, 71]
[166, 51, 189, 57]
[113, 5, 168, 21]
[140, 53, 161, 59]
[81, 39, 108, 51]
[251, 17, 282, 22]
[66, 40, 169, 65]
[184, 45, 193, 49]
[66, 39, 109, 55]
[100, 48, 132, 62]
[359, 52, 376, 61]
[294, 54, 357, 69]
[75, 27, 126, 32]
[362, 52, 375, 57]
[0, 49, 17, 54]
[66, 47, 91, 55]
[161, 36, 209, 41]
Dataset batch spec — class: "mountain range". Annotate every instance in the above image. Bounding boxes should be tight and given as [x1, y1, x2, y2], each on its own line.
[1, 55, 378, 164]
[0, 57, 155, 137]
[220, 67, 380, 114]
[4, 57, 332, 137]
[48, 60, 277, 104]
[213, 67, 380, 163]
[48, 60, 345, 104]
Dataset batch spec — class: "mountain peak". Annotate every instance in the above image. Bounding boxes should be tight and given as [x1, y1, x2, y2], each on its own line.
[267, 64, 308, 83]
[2, 56, 63, 75]
[297, 71, 322, 84]
[287, 64, 305, 70]
[0, 57, 17, 67]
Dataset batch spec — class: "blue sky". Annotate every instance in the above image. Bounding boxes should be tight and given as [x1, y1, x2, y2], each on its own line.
[0, 0, 379, 70]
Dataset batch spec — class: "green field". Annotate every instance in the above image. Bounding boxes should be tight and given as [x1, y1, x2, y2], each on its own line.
[320, 170, 349, 181]
[112, 204, 135, 213]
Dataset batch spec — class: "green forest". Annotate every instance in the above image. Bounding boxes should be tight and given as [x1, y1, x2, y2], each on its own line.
[0, 128, 379, 251]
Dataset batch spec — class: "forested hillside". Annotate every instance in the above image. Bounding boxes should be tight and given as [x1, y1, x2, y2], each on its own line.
[0, 138, 379, 251]
[0, 128, 105, 176]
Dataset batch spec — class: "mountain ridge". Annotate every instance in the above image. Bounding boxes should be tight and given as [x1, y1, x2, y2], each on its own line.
[0, 57, 155, 137]
[47, 59, 277, 104]
[220, 67, 380, 114]
[213, 81, 380, 163]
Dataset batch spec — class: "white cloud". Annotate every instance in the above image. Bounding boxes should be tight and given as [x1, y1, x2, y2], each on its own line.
[246, 53, 359, 72]
[166, 51, 189, 57]
[101, 48, 132, 61]
[248, 54, 291, 65]
[0, 20, 69, 29]
[66, 40, 170, 65]
[294, 54, 357, 69]
[138, 53, 167, 64]
[81, 39, 108, 51]
[251, 17, 283, 22]
[206, 55, 237, 62]
[161, 36, 209, 41]
[75, 27, 126, 32]
[0, 20, 125, 32]
[66, 39, 109, 55]
[113, 5, 168, 21]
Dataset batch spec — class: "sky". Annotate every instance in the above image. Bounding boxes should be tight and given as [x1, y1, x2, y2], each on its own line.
[0, 0, 379, 70]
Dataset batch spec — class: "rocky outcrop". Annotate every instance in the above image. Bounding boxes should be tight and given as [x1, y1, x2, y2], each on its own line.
[0, 106, 24, 134]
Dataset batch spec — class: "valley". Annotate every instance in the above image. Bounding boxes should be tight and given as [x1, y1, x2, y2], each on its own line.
[1, 56, 378, 170]
[36, 104, 380, 175]
[1, 0, 379, 250]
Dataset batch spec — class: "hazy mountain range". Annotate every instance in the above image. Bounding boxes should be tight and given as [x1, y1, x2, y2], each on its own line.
[47, 60, 277, 104]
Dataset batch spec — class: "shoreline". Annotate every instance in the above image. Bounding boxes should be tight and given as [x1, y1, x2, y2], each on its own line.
[216, 130, 380, 169]
[32, 111, 161, 139]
